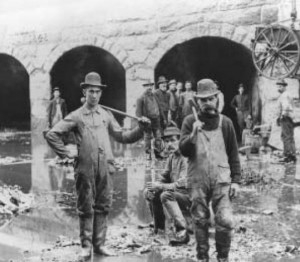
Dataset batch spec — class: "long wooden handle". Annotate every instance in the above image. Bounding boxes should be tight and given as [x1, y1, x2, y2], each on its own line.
[100, 105, 140, 120]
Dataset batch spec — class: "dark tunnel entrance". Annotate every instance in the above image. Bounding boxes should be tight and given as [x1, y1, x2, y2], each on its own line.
[0, 54, 30, 130]
[155, 36, 259, 135]
[50, 45, 126, 123]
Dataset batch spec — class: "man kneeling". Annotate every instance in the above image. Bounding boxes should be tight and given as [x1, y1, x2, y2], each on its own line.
[144, 126, 191, 245]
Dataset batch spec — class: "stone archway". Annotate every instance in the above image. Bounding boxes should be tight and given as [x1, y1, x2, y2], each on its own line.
[154, 36, 259, 135]
[0, 54, 30, 130]
[49, 45, 126, 123]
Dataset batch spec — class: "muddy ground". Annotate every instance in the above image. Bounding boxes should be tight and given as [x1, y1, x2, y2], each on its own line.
[1, 133, 300, 262]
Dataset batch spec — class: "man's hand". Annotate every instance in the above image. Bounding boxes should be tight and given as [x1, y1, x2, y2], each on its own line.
[66, 151, 77, 159]
[229, 183, 240, 199]
[146, 190, 155, 200]
[138, 117, 151, 128]
[191, 120, 204, 138]
[146, 182, 162, 191]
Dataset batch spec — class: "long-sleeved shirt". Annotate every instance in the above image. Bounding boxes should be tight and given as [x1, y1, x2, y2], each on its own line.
[158, 150, 188, 194]
[179, 91, 195, 118]
[136, 90, 160, 119]
[48, 98, 68, 128]
[231, 93, 249, 112]
[153, 89, 170, 120]
[168, 90, 179, 112]
[46, 104, 143, 161]
[179, 113, 241, 184]
[277, 90, 294, 120]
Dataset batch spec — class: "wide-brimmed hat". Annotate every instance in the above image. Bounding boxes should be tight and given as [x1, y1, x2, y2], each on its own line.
[238, 83, 244, 89]
[157, 76, 168, 85]
[162, 126, 181, 138]
[53, 87, 60, 92]
[80, 72, 107, 89]
[195, 79, 219, 98]
[142, 79, 155, 87]
[276, 79, 288, 86]
[168, 79, 176, 86]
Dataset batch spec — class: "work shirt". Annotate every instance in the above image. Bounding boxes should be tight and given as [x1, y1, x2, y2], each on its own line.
[48, 98, 68, 128]
[168, 90, 179, 112]
[179, 91, 195, 118]
[230, 93, 249, 112]
[158, 150, 188, 194]
[179, 112, 241, 184]
[277, 90, 294, 120]
[46, 104, 143, 162]
[154, 89, 170, 120]
[136, 90, 160, 119]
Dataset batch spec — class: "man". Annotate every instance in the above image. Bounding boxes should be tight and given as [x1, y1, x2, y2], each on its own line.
[179, 81, 195, 126]
[45, 72, 149, 260]
[276, 79, 296, 163]
[136, 80, 163, 160]
[144, 125, 191, 245]
[180, 79, 241, 262]
[168, 79, 179, 124]
[215, 80, 224, 113]
[230, 83, 250, 140]
[48, 87, 68, 128]
[176, 81, 184, 127]
[154, 76, 170, 130]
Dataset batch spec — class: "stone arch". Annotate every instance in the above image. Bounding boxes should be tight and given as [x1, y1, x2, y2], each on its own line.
[0, 53, 30, 130]
[154, 36, 258, 140]
[49, 45, 126, 124]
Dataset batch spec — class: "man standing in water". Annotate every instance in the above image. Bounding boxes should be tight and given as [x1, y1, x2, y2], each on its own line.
[45, 72, 149, 260]
[180, 79, 241, 262]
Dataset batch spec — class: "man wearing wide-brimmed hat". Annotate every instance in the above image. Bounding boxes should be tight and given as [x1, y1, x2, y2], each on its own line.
[145, 125, 191, 245]
[168, 79, 180, 124]
[179, 79, 241, 262]
[276, 79, 296, 163]
[154, 76, 171, 131]
[45, 72, 150, 260]
[136, 79, 164, 160]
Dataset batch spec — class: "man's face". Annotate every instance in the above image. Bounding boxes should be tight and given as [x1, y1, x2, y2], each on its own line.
[169, 83, 176, 91]
[176, 83, 183, 91]
[196, 95, 218, 115]
[144, 85, 154, 92]
[53, 90, 60, 98]
[164, 135, 179, 154]
[238, 87, 244, 94]
[185, 82, 192, 90]
[83, 86, 103, 107]
[159, 82, 167, 92]
[277, 85, 286, 93]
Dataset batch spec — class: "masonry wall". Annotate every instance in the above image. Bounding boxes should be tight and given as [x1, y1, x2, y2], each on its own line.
[0, 0, 299, 148]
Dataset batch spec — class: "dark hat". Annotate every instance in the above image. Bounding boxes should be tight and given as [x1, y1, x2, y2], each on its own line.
[168, 79, 177, 85]
[185, 80, 192, 84]
[195, 79, 219, 98]
[142, 79, 155, 87]
[238, 83, 244, 89]
[157, 76, 168, 85]
[80, 72, 107, 89]
[53, 87, 60, 92]
[276, 79, 288, 86]
[162, 126, 181, 138]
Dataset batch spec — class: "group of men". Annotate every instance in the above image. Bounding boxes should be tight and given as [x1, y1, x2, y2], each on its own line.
[45, 72, 241, 262]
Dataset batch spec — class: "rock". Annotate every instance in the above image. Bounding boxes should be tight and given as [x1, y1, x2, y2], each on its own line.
[285, 245, 297, 253]
[262, 210, 274, 215]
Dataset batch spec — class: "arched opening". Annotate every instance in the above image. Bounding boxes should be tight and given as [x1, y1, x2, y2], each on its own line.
[0, 54, 30, 130]
[50, 45, 126, 124]
[155, 37, 259, 134]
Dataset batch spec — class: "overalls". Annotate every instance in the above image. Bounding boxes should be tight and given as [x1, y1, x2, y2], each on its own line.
[188, 115, 234, 259]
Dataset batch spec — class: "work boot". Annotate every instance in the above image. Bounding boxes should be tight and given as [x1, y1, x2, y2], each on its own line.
[215, 231, 231, 262]
[79, 216, 93, 261]
[169, 229, 190, 246]
[197, 257, 209, 262]
[92, 214, 116, 256]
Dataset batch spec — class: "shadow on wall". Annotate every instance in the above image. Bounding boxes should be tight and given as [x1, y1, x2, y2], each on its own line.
[50, 45, 126, 124]
[0, 54, 30, 130]
[154, 36, 259, 129]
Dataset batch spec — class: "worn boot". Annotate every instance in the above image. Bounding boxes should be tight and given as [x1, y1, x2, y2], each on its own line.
[215, 231, 231, 262]
[93, 213, 116, 256]
[195, 225, 209, 262]
[79, 216, 93, 261]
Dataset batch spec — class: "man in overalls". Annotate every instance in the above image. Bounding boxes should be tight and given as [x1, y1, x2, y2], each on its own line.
[180, 79, 241, 262]
[45, 72, 149, 261]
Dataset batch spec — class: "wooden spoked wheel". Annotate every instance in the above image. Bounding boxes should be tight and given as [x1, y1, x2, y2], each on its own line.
[252, 25, 300, 79]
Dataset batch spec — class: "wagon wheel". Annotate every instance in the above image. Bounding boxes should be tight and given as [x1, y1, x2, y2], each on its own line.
[252, 25, 300, 79]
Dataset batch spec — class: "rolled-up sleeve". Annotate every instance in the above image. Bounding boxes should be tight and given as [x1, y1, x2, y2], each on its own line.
[45, 113, 77, 158]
